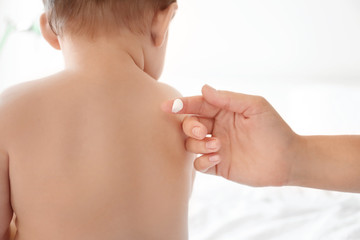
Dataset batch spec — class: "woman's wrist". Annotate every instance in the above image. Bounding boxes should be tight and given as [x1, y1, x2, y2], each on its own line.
[286, 134, 309, 187]
[285, 135, 360, 192]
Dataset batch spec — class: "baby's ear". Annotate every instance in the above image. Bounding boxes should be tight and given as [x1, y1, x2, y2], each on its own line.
[151, 2, 178, 47]
[40, 13, 61, 50]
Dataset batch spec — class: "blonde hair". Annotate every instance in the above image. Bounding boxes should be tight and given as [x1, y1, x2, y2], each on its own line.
[43, 0, 176, 37]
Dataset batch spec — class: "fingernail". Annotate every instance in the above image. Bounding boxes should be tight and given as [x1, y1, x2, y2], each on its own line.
[206, 139, 218, 150]
[172, 99, 184, 113]
[192, 127, 202, 138]
[204, 84, 217, 93]
[209, 155, 220, 163]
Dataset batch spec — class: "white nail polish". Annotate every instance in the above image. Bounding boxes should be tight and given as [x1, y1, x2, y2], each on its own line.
[172, 99, 184, 113]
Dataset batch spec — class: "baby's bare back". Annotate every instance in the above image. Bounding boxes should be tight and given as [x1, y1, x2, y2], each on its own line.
[2, 72, 193, 240]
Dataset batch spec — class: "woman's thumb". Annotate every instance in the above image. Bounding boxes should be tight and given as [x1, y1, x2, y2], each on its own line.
[201, 85, 258, 114]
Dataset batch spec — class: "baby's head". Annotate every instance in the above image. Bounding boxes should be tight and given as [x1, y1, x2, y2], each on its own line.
[40, 0, 178, 79]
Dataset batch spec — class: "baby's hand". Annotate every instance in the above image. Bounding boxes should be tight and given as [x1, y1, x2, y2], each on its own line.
[162, 85, 300, 187]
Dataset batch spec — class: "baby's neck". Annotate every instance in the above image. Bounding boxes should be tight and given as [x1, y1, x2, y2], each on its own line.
[60, 35, 146, 78]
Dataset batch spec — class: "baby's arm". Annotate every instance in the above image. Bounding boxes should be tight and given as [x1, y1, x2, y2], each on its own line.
[0, 150, 12, 240]
[0, 90, 15, 240]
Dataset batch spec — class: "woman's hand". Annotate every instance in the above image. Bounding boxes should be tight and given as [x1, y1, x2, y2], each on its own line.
[162, 85, 300, 187]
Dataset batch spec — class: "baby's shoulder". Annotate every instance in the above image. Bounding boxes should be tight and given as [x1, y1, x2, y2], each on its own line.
[0, 79, 39, 151]
[150, 82, 186, 139]
[156, 82, 183, 100]
[0, 80, 43, 108]
[0, 75, 62, 128]
[0, 73, 65, 112]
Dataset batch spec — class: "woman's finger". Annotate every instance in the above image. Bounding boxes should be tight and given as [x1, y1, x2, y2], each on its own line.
[194, 154, 221, 174]
[185, 137, 221, 154]
[182, 116, 214, 139]
[161, 96, 220, 118]
[202, 85, 269, 117]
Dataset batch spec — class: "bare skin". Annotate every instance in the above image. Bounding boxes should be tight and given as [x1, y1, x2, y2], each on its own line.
[162, 85, 360, 193]
[0, 3, 195, 240]
[0, 70, 194, 240]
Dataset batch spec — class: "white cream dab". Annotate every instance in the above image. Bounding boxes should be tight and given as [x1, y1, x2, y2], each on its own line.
[172, 99, 184, 113]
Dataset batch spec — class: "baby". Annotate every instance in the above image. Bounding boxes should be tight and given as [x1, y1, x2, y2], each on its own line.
[0, 0, 195, 239]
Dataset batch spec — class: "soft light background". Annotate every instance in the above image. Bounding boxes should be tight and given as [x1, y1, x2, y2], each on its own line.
[1, 0, 360, 239]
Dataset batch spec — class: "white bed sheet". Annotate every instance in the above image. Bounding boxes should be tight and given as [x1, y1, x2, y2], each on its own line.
[188, 82, 360, 240]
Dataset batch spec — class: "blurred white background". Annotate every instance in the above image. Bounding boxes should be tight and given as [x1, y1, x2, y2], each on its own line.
[1, 0, 360, 239]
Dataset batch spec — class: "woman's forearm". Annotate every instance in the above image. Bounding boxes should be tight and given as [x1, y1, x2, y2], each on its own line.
[289, 135, 360, 192]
